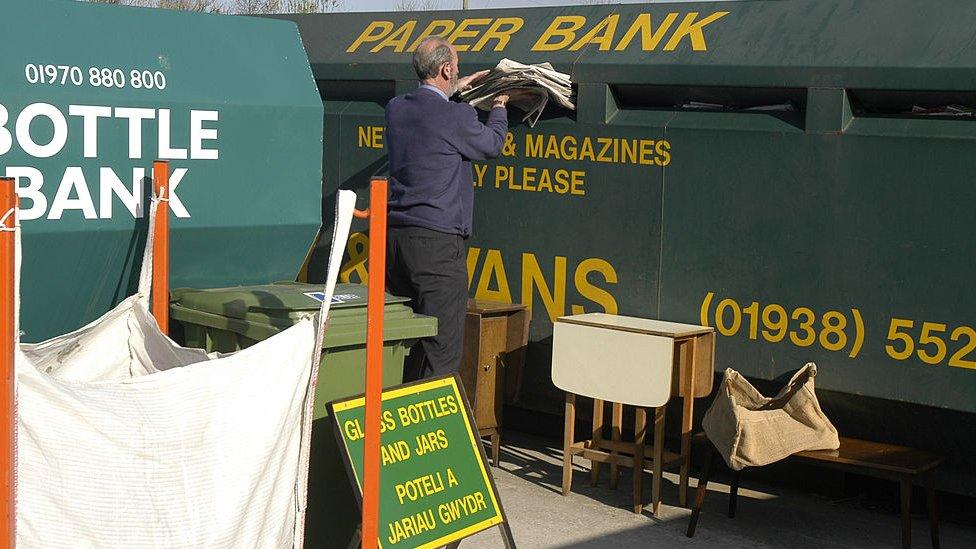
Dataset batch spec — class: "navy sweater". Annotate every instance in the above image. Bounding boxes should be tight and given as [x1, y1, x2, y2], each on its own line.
[385, 87, 508, 237]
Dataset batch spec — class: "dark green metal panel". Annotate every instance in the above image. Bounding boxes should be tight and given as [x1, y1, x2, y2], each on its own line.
[280, 0, 976, 89]
[4, 0, 322, 341]
[276, 0, 976, 421]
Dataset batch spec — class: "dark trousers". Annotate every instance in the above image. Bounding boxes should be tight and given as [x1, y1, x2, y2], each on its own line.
[385, 226, 467, 382]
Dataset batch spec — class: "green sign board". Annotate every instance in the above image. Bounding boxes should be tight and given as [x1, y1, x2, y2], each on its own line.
[328, 375, 514, 549]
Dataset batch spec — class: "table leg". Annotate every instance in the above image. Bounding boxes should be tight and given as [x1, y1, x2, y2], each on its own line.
[927, 474, 940, 549]
[686, 442, 715, 538]
[729, 469, 741, 518]
[562, 393, 576, 496]
[652, 405, 666, 516]
[591, 399, 604, 487]
[610, 402, 623, 490]
[901, 476, 912, 549]
[634, 407, 647, 514]
[680, 337, 698, 507]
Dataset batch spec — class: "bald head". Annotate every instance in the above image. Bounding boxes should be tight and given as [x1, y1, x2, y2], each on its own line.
[413, 37, 457, 89]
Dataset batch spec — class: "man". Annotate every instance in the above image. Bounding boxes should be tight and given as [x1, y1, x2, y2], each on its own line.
[385, 36, 509, 381]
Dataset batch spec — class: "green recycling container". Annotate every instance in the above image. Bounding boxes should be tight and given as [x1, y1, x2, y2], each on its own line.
[169, 281, 437, 548]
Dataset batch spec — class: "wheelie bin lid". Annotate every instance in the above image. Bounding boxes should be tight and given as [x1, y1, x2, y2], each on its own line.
[170, 281, 437, 348]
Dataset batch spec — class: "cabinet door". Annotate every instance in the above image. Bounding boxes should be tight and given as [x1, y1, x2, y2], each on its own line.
[475, 316, 509, 429]
[460, 313, 482, 402]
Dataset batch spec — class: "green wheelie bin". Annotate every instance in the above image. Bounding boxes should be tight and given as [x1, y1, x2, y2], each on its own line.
[170, 281, 437, 548]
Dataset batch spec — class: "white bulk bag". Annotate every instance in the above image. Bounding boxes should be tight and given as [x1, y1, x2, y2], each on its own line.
[13, 190, 356, 548]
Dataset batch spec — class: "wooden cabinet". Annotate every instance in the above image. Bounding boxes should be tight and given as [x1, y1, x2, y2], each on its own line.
[459, 299, 530, 467]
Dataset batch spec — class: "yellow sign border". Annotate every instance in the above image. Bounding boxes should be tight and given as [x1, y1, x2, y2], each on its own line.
[332, 377, 505, 549]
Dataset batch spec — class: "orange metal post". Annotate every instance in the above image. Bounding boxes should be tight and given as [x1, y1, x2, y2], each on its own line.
[360, 177, 387, 549]
[151, 161, 170, 335]
[0, 177, 17, 548]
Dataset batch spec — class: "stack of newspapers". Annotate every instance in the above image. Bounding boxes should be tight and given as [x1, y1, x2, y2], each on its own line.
[459, 58, 575, 127]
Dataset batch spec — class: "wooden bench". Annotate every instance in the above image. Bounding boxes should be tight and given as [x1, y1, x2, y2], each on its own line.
[687, 433, 942, 548]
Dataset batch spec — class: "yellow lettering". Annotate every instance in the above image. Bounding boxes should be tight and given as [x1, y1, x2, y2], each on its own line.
[438, 502, 460, 524]
[355, 126, 383, 149]
[521, 167, 536, 191]
[421, 510, 435, 532]
[525, 134, 543, 158]
[347, 21, 395, 52]
[403, 516, 416, 537]
[572, 258, 618, 315]
[381, 441, 412, 466]
[639, 139, 656, 165]
[339, 232, 369, 283]
[476, 249, 513, 303]
[544, 136, 559, 159]
[494, 165, 511, 189]
[656, 139, 671, 166]
[397, 406, 411, 427]
[536, 169, 554, 192]
[382, 410, 397, 432]
[614, 13, 678, 51]
[407, 20, 457, 51]
[343, 419, 363, 441]
[578, 137, 595, 162]
[448, 18, 491, 51]
[621, 138, 638, 164]
[473, 17, 524, 51]
[596, 137, 613, 162]
[570, 14, 620, 51]
[388, 519, 405, 544]
[560, 135, 577, 160]
[570, 171, 586, 196]
[467, 247, 481, 289]
[531, 16, 586, 52]
[371, 20, 417, 53]
[664, 11, 729, 51]
[474, 163, 488, 186]
[521, 253, 566, 322]
[554, 169, 570, 194]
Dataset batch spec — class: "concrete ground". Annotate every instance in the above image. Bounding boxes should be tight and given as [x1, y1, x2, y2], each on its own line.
[461, 432, 976, 548]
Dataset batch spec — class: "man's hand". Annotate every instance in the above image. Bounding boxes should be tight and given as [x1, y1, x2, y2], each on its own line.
[458, 70, 490, 92]
[492, 88, 534, 108]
